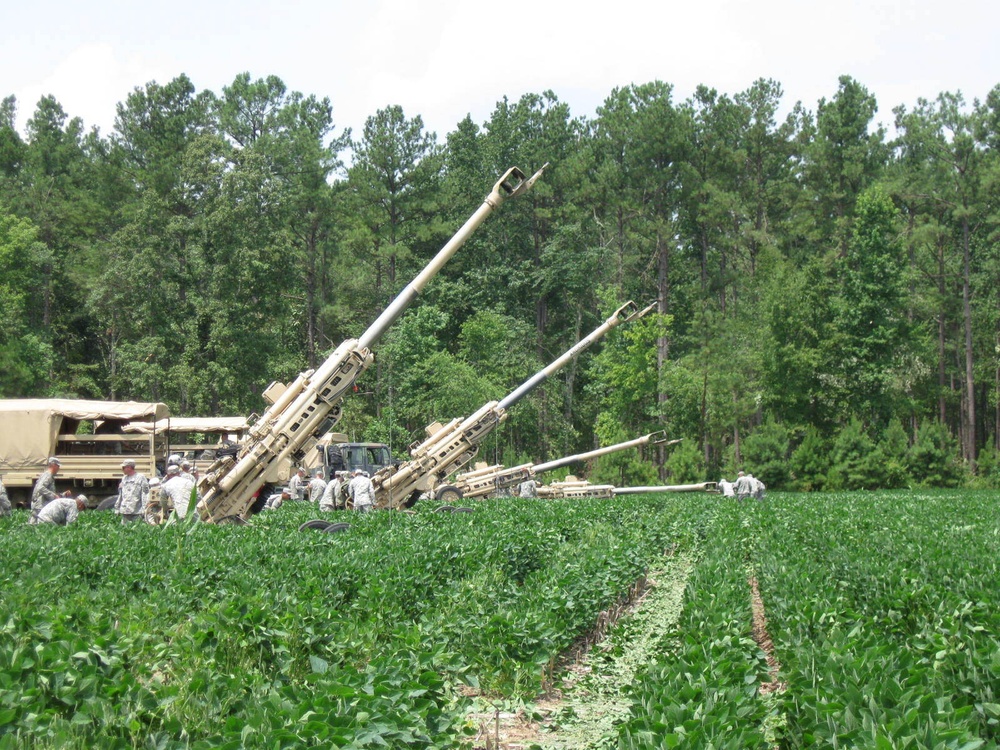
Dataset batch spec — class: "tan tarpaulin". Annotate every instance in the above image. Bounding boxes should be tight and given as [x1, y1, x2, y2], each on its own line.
[0, 399, 169, 470]
[123, 417, 249, 435]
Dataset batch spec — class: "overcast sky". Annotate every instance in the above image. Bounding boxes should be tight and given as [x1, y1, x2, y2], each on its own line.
[2, 0, 998, 149]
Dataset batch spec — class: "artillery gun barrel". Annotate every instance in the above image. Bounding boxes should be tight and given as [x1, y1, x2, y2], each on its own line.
[197, 165, 546, 521]
[373, 300, 654, 509]
[498, 302, 655, 410]
[531, 434, 678, 474]
[613, 482, 718, 494]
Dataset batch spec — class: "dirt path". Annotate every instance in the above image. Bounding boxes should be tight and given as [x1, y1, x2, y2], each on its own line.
[468, 551, 694, 749]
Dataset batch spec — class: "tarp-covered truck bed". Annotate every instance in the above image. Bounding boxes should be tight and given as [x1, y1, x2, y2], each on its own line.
[0, 399, 169, 502]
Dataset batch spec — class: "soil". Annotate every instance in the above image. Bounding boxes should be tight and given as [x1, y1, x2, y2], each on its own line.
[749, 574, 786, 695]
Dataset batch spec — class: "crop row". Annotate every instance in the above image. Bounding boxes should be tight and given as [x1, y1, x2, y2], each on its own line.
[0, 497, 691, 748]
[750, 491, 1000, 748]
[609, 500, 776, 748]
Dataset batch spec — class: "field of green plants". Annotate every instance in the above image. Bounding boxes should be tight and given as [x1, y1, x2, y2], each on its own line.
[0, 490, 998, 749]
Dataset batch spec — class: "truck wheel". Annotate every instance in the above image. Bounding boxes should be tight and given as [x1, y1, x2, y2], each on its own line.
[299, 519, 332, 532]
[216, 515, 248, 525]
[434, 485, 463, 503]
[323, 522, 351, 533]
[96, 496, 118, 511]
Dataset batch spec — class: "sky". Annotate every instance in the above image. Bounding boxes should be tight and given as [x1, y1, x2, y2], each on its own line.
[2, 0, 998, 148]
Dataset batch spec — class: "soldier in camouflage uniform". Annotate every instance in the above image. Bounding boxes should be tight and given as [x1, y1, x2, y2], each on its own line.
[37, 494, 86, 525]
[318, 473, 340, 512]
[29, 457, 64, 524]
[347, 469, 375, 512]
[159, 464, 200, 520]
[288, 467, 307, 501]
[114, 458, 150, 524]
[0, 476, 10, 517]
[308, 470, 327, 504]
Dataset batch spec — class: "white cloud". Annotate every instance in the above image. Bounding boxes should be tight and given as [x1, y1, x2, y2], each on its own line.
[12, 43, 174, 135]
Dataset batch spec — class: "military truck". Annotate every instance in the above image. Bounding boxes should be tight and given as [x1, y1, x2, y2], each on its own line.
[123, 416, 249, 463]
[0, 399, 169, 507]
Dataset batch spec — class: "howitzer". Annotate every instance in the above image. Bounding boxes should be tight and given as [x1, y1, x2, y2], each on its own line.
[453, 432, 680, 499]
[371, 300, 656, 509]
[538, 479, 718, 499]
[195, 165, 546, 522]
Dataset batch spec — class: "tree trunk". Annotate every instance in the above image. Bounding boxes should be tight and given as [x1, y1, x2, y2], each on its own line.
[962, 217, 976, 471]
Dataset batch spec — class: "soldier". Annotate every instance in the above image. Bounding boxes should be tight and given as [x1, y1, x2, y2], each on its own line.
[348, 469, 375, 512]
[160, 464, 199, 520]
[0, 475, 10, 516]
[30, 457, 64, 524]
[37, 494, 87, 526]
[115, 458, 150, 524]
[320, 471, 348, 511]
[753, 476, 766, 501]
[179, 459, 196, 481]
[264, 487, 291, 510]
[518, 477, 538, 498]
[718, 477, 735, 497]
[734, 471, 754, 501]
[308, 470, 327, 504]
[288, 467, 307, 501]
[318, 476, 338, 512]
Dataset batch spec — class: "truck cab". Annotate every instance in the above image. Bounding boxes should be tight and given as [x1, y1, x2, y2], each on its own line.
[308, 433, 399, 477]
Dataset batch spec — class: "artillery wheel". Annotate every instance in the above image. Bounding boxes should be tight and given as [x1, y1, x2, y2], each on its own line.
[298, 519, 333, 532]
[433, 505, 456, 513]
[434, 485, 464, 504]
[323, 522, 351, 533]
[216, 515, 248, 526]
[96, 495, 118, 511]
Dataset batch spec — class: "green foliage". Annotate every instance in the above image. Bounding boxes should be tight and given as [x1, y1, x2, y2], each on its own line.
[739, 419, 791, 489]
[755, 490, 1000, 746]
[0, 497, 691, 745]
[789, 426, 829, 491]
[826, 418, 878, 490]
[872, 420, 911, 489]
[0, 75, 995, 485]
[662, 437, 705, 483]
[906, 421, 963, 488]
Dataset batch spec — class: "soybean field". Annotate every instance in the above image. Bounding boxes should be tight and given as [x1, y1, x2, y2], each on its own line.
[0, 491, 998, 749]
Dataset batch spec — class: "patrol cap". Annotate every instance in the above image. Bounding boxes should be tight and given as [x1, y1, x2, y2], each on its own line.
[76, 494, 88, 502]
[121, 458, 136, 469]
[353, 468, 363, 475]
[166, 464, 180, 475]
[47, 456, 61, 466]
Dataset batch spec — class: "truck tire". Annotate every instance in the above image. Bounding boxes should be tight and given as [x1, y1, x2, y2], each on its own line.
[96, 495, 118, 511]
[323, 522, 351, 533]
[433, 505, 456, 513]
[434, 485, 463, 504]
[299, 519, 333, 532]
[216, 515, 248, 525]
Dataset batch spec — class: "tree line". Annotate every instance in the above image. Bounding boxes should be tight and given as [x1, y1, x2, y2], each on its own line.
[1, 72, 999, 490]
